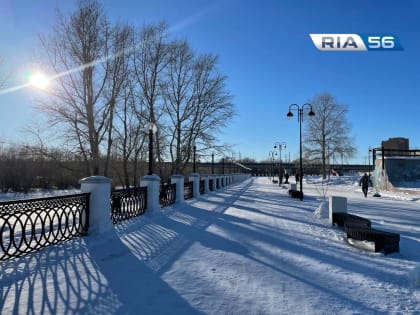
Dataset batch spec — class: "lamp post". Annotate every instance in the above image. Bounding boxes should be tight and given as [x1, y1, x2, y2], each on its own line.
[368, 146, 372, 178]
[211, 152, 215, 174]
[193, 145, 197, 173]
[269, 151, 276, 181]
[145, 122, 158, 175]
[274, 141, 286, 185]
[286, 103, 315, 200]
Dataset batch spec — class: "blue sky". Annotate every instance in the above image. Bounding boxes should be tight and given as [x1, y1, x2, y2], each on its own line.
[1, 0, 419, 163]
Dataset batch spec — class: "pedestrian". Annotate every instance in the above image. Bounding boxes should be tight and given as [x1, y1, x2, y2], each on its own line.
[284, 173, 289, 184]
[359, 173, 370, 197]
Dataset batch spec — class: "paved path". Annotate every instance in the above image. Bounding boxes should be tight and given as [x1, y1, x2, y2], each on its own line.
[1, 177, 419, 314]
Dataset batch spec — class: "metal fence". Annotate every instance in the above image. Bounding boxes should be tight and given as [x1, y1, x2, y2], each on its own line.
[0, 193, 90, 261]
[111, 187, 147, 224]
[184, 181, 193, 200]
[160, 183, 176, 207]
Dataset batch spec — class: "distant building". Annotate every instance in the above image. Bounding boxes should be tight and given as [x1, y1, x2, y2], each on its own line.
[381, 137, 409, 156]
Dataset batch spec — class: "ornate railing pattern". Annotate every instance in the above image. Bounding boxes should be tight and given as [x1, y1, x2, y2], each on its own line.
[111, 187, 147, 224]
[199, 179, 205, 195]
[184, 181, 193, 200]
[160, 183, 176, 207]
[0, 193, 90, 261]
[209, 179, 214, 191]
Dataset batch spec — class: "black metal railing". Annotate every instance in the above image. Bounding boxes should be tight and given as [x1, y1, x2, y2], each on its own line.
[199, 179, 205, 195]
[216, 178, 220, 189]
[209, 179, 214, 191]
[160, 183, 176, 207]
[111, 187, 147, 224]
[0, 193, 90, 261]
[184, 181, 193, 200]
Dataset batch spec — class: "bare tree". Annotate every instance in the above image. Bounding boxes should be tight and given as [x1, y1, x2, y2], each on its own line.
[112, 79, 147, 188]
[162, 40, 195, 174]
[304, 92, 355, 178]
[133, 22, 170, 177]
[102, 23, 133, 176]
[38, 0, 113, 175]
[162, 43, 234, 174]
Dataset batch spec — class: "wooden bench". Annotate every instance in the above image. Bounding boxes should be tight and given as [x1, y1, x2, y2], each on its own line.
[332, 213, 371, 228]
[344, 224, 400, 255]
[332, 212, 399, 255]
[288, 189, 303, 199]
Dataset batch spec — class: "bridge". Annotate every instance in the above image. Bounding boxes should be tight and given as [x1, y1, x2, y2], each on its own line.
[195, 161, 370, 175]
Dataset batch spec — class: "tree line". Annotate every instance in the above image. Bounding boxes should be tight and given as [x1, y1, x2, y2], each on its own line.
[29, 0, 234, 188]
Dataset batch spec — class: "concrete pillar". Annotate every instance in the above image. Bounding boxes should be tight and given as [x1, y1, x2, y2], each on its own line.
[80, 176, 113, 236]
[140, 174, 161, 212]
[189, 173, 200, 198]
[203, 175, 210, 194]
[171, 174, 184, 203]
[210, 175, 217, 191]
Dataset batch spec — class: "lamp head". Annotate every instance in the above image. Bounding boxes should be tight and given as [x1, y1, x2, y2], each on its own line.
[144, 122, 158, 134]
[287, 111, 293, 118]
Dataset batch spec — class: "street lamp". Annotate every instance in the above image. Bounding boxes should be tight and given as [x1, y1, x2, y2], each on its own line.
[286, 103, 315, 200]
[269, 151, 277, 181]
[193, 145, 197, 173]
[145, 122, 158, 175]
[274, 141, 286, 185]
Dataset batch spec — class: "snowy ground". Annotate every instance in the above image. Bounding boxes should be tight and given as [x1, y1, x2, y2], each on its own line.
[1, 175, 419, 314]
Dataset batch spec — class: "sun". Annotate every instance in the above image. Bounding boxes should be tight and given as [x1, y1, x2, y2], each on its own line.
[28, 72, 50, 90]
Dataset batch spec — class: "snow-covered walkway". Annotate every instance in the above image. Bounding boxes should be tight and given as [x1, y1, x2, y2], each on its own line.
[1, 177, 419, 314]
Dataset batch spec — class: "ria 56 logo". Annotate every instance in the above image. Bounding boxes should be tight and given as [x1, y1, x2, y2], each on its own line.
[310, 34, 403, 51]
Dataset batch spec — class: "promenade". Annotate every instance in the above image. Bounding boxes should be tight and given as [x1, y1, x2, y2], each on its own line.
[1, 177, 419, 314]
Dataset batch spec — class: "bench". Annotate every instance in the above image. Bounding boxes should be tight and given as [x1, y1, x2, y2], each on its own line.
[332, 213, 371, 228]
[332, 212, 399, 255]
[344, 224, 400, 255]
[288, 189, 303, 199]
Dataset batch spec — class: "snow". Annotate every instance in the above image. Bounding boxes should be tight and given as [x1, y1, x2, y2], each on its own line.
[1, 175, 419, 314]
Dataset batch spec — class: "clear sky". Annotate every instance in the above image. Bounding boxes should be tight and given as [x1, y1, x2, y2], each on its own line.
[1, 0, 420, 163]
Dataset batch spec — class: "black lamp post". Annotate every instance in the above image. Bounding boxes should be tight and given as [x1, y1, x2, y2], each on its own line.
[222, 157, 225, 174]
[287, 103, 315, 200]
[145, 122, 158, 175]
[269, 151, 276, 181]
[368, 146, 372, 178]
[274, 141, 286, 185]
[193, 145, 197, 173]
[211, 152, 214, 174]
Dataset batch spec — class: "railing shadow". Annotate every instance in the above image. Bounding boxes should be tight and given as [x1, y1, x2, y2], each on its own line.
[1, 233, 199, 314]
[1, 238, 121, 314]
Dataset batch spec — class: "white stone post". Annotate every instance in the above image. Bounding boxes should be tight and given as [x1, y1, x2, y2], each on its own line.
[171, 174, 185, 203]
[140, 174, 161, 212]
[189, 173, 200, 198]
[203, 175, 210, 194]
[329, 196, 347, 225]
[80, 176, 113, 236]
[210, 175, 217, 191]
